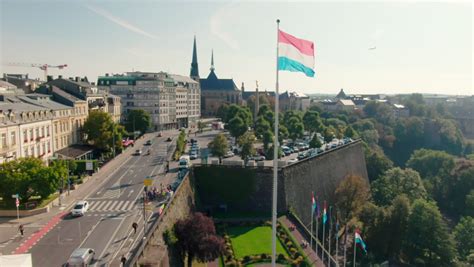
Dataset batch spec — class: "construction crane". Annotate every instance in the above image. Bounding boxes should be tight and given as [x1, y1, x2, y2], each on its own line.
[3, 62, 68, 81]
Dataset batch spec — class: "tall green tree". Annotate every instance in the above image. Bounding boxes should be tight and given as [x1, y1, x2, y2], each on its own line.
[403, 199, 456, 266]
[365, 150, 394, 182]
[335, 174, 369, 224]
[322, 126, 336, 143]
[371, 167, 427, 206]
[238, 132, 256, 161]
[216, 104, 229, 121]
[83, 110, 123, 152]
[309, 134, 322, 149]
[303, 110, 322, 134]
[125, 109, 151, 135]
[287, 116, 304, 141]
[208, 133, 228, 163]
[227, 117, 248, 139]
[454, 216, 474, 260]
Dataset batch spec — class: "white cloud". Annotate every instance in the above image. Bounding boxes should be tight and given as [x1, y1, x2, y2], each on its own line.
[85, 4, 159, 40]
[210, 4, 240, 50]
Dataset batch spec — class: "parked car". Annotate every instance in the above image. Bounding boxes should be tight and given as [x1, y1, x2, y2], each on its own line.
[297, 152, 308, 160]
[66, 248, 95, 266]
[281, 146, 292, 156]
[288, 158, 298, 164]
[251, 155, 266, 161]
[145, 140, 152, 146]
[134, 149, 142, 155]
[157, 132, 162, 137]
[71, 201, 89, 217]
[224, 151, 235, 158]
[166, 137, 172, 142]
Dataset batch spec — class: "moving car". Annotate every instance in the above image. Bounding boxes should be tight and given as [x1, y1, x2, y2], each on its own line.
[134, 149, 142, 155]
[71, 201, 89, 217]
[145, 140, 152, 146]
[66, 248, 95, 267]
[179, 155, 192, 170]
[166, 137, 172, 142]
[190, 151, 198, 160]
[250, 155, 266, 161]
[297, 151, 308, 160]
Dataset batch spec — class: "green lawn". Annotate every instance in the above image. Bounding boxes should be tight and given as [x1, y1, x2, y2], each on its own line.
[228, 226, 288, 259]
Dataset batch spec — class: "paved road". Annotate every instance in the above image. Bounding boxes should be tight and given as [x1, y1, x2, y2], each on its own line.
[28, 132, 176, 267]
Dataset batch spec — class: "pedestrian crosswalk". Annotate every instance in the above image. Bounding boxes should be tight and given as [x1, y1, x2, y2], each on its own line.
[88, 200, 136, 212]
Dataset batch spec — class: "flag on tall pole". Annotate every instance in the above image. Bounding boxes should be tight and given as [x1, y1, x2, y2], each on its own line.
[278, 29, 316, 77]
[353, 229, 367, 267]
[328, 206, 333, 267]
[315, 197, 320, 256]
[273, 20, 315, 267]
[322, 201, 327, 263]
[310, 192, 315, 252]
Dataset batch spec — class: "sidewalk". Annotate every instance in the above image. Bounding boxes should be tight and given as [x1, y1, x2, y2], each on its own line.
[0, 132, 155, 255]
[280, 216, 325, 267]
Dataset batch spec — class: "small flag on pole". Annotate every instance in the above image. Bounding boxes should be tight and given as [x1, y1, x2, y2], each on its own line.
[278, 29, 315, 77]
[355, 229, 367, 253]
[158, 204, 165, 215]
[323, 201, 327, 224]
[312, 192, 317, 211]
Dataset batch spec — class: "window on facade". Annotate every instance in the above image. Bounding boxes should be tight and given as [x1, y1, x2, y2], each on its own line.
[31, 147, 34, 156]
[46, 126, 50, 136]
[35, 128, 39, 139]
[29, 129, 33, 140]
[24, 148, 28, 157]
[43, 143, 46, 154]
[48, 142, 51, 152]
[55, 140, 58, 149]
[41, 127, 45, 137]
[37, 144, 41, 155]
[11, 132, 16, 146]
[23, 130, 27, 142]
[1, 133, 6, 148]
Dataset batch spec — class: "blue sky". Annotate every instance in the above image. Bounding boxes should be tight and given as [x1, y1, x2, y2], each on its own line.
[1, 1, 472, 95]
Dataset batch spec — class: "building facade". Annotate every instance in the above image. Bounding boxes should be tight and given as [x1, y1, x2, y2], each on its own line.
[98, 72, 200, 131]
[190, 39, 241, 117]
[279, 91, 310, 112]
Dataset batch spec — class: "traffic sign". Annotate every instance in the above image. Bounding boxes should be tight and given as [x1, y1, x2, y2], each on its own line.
[15, 198, 19, 207]
[11, 194, 18, 198]
[144, 179, 152, 186]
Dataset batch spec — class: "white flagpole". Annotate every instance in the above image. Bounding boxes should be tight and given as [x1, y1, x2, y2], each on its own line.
[322, 212, 326, 263]
[343, 224, 348, 267]
[328, 206, 332, 267]
[315, 212, 319, 257]
[335, 217, 339, 267]
[353, 231, 357, 267]
[310, 193, 314, 252]
[271, 18, 280, 267]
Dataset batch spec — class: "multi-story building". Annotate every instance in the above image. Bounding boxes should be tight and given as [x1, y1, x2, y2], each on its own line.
[2, 74, 43, 93]
[279, 91, 310, 112]
[46, 76, 121, 122]
[0, 96, 54, 163]
[98, 72, 200, 131]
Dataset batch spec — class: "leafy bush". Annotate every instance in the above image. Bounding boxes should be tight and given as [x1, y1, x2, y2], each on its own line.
[277, 253, 286, 262]
[260, 253, 267, 259]
[242, 255, 251, 263]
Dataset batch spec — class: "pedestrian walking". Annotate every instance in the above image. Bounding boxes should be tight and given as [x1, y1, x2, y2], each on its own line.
[132, 222, 138, 234]
[121, 255, 127, 266]
[19, 224, 24, 236]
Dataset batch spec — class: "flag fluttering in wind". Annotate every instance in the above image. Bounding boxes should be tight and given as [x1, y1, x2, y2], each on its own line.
[323, 201, 327, 224]
[278, 29, 315, 77]
[158, 204, 165, 215]
[355, 229, 367, 253]
[312, 192, 317, 211]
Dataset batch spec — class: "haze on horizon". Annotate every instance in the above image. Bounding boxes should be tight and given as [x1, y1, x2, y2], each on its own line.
[0, 0, 472, 96]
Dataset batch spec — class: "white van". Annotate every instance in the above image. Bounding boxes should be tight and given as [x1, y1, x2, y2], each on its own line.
[179, 155, 192, 170]
[66, 248, 95, 266]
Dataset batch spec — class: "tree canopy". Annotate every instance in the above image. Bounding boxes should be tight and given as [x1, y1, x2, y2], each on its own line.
[238, 132, 256, 161]
[174, 212, 225, 267]
[208, 133, 228, 161]
[83, 110, 125, 152]
[125, 109, 151, 135]
[335, 174, 369, 224]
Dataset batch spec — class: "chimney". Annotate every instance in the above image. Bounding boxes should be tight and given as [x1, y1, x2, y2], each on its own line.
[25, 74, 29, 79]
[47, 75, 53, 82]
[75, 77, 80, 82]
[91, 82, 95, 86]
[105, 73, 109, 77]
[58, 75, 62, 79]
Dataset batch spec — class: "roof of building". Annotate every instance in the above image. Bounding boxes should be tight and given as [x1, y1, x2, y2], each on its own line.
[338, 99, 355, 106]
[200, 70, 238, 91]
[336, 89, 347, 99]
[169, 74, 199, 84]
[55, 145, 95, 159]
[0, 80, 17, 90]
[393, 104, 406, 109]
[16, 94, 73, 111]
[279, 91, 309, 99]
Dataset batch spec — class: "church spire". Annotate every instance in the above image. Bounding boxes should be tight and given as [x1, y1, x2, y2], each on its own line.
[190, 35, 199, 80]
[210, 49, 215, 72]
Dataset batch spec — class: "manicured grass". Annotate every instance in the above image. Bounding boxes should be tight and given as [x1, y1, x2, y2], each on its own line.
[228, 226, 288, 259]
[214, 210, 271, 219]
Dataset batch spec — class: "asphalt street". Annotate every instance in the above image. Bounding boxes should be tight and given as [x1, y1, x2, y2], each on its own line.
[28, 132, 175, 267]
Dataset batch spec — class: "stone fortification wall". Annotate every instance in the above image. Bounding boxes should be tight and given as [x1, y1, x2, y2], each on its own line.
[193, 141, 368, 226]
[133, 174, 195, 267]
[281, 140, 369, 227]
